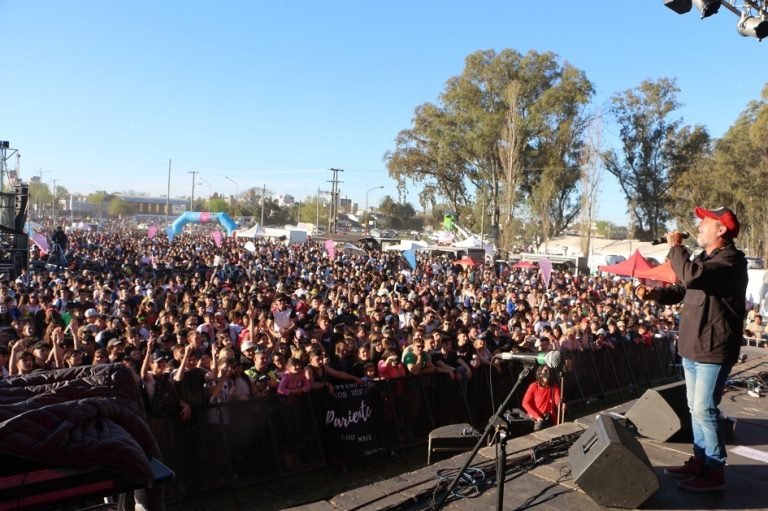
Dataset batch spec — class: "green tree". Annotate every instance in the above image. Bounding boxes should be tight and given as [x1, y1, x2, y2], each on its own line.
[376, 196, 422, 230]
[603, 78, 710, 241]
[669, 85, 768, 257]
[107, 197, 133, 217]
[53, 185, 69, 201]
[207, 197, 230, 213]
[428, 203, 450, 229]
[385, 49, 594, 241]
[298, 195, 329, 230]
[85, 191, 109, 219]
[29, 181, 53, 218]
[263, 198, 291, 227]
[595, 220, 626, 239]
[238, 187, 271, 221]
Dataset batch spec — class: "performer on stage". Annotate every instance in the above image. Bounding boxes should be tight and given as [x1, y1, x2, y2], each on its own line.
[51, 225, 69, 251]
[636, 206, 747, 492]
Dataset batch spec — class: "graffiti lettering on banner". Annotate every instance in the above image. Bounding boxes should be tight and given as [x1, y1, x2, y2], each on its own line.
[323, 382, 387, 457]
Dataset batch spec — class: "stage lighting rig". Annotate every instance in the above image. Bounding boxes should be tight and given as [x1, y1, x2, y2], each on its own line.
[664, 0, 768, 41]
[737, 10, 768, 40]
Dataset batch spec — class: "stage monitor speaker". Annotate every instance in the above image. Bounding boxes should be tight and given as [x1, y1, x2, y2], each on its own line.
[569, 414, 659, 509]
[427, 423, 479, 464]
[625, 381, 690, 442]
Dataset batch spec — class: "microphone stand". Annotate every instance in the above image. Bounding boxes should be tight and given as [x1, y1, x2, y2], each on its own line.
[557, 365, 566, 425]
[434, 362, 533, 510]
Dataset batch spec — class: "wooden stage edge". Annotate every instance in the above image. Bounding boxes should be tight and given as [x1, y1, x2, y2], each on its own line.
[286, 349, 768, 511]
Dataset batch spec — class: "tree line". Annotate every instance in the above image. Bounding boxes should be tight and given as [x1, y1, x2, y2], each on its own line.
[385, 48, 768, 258]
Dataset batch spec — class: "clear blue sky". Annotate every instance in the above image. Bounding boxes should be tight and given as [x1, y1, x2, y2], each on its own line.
[2, 1, 765, 224]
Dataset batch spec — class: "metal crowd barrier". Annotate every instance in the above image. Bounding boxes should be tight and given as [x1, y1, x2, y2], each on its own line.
[561, 337, 680, 406]
[155, 340, 681, 498]
[743, 335, 768, 348]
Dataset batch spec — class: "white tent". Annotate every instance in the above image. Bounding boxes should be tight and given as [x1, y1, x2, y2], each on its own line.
[383, 239, 429, 252]
[452, 236, 496, 262]
[341, 243, 366, 255]
[453, 236, 483, 248]
[235, 224, 265, 238]
[537, 235, 673, 261]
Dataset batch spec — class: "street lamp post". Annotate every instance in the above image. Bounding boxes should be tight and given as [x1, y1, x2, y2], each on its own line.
[187, 171, 198, 211]
[365, 185, 384, 234]
[224, 176, 239, 199]
[198, 177, 212, 211]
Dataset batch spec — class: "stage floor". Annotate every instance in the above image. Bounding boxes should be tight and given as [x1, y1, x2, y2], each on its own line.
[287, 348, 768, 511]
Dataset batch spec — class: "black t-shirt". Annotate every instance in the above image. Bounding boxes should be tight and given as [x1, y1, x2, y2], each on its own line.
[175, 367, 208, 408]
[351, 361, 368, 378]
[441, 349, 460, 367]
[456, 343, 475, 365]
[52, 230, 68, 248]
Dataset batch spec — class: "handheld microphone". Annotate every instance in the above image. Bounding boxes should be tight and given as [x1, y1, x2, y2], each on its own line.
[497, 351, 562, 369]
[650, 232, 689, 246]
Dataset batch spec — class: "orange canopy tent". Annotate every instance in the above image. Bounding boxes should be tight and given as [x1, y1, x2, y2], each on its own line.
[454, 256, 480, 267]
[598, 249, 653, 278]
[635, 260, 677, 284]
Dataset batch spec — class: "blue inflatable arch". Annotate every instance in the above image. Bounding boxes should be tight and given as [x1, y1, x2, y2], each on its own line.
[170, 212, 237, 236]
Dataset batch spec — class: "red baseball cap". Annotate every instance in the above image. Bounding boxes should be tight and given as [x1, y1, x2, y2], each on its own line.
[695, 207, 740, 239]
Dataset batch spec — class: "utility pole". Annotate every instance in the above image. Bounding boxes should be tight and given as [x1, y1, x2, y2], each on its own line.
[188, 171, 198, 211]
[328, 168, 343, 234]
[259, 184, 266, 226]
[37, 169, 51, 221]
[166, 159, 172, 228]
[480, 189, 486, 242]
[52, 178, 57, 225]
[225, 176, 239, 211]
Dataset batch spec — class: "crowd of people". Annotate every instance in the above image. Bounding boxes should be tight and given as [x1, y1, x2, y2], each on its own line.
[0, 228, 686, 448]
[0, 223, 689, 466]
[2, 224, 687, 389]
[1, 204, 753, 495]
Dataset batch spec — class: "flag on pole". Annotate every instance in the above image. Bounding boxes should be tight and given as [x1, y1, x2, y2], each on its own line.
[147, 225, 158, 239]
[325, 239, 336, 260]
[403, 248, 417, 270]
[212, 230, 223, 248]
[30, 232, 49, 254]
[540, 258, 553, 289]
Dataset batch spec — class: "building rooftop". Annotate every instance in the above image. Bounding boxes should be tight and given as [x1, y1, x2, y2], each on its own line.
[115, 194, 188, 206]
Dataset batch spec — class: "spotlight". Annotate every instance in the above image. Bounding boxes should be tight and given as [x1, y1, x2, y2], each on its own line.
[664, 0, 692, 14]
[737, 13, 768, 40]
[692, 0, 721, 18]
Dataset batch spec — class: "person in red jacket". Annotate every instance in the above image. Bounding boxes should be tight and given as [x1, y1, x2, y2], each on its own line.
[522, 365, 561, 431]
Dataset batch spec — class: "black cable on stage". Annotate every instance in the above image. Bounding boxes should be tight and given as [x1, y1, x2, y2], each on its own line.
[349, 430, 585, 511]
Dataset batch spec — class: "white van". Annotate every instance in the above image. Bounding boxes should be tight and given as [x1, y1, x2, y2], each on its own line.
[588, 254, 626, 275]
